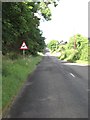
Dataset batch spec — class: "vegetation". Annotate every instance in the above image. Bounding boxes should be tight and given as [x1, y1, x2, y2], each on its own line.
[47, 34, 89, 64]
[47, 40, 59, 52]
[2, 2, 44, 55]
[2, 55, 42, 114]
[2, 2, 59, 55]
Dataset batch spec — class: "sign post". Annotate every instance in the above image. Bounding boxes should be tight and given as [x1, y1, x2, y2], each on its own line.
[23, 49, 25, 57]
[20, 41, 28, 57]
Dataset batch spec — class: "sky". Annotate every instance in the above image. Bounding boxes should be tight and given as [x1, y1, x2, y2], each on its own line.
[39, 0, 89, 44]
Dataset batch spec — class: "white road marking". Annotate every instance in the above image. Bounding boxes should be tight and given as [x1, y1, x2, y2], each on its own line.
[70, 73, 75, 77]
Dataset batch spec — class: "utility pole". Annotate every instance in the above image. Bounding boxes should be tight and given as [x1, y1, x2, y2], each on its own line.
[74, 35, 76, 49]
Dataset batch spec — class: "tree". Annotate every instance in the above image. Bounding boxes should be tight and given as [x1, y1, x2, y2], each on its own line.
[62, 34, 89, 61]
[47, 40, 59, 51]
[2, 1, 59, 55]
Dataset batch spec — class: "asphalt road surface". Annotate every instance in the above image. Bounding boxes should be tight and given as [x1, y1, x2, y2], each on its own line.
[6, 54, 88, 118]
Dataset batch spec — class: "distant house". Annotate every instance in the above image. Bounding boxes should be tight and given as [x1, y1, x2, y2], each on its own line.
[59, 41, 67, 45]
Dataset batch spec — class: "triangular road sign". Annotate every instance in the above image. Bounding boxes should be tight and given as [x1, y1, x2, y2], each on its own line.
[20, 41, 28, 50]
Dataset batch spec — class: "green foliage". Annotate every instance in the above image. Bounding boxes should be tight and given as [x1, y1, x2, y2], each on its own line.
[2, 1, 59, 55]
[6, 52, 19, 60]
[2, 55, 42, 111]
[39, 2, 52, 21]
[47, 40, 59, 52]
[80, 44, 88, 61]
[57, 45, 66, 52]
[64, 49, 79, 62]
[58, 34, 89, 63]
[2, 2, 58, 55]
[67, 34, 88, 49]
[59, 52, 66, 60]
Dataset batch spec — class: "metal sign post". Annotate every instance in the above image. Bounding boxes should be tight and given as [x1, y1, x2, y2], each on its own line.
[23, 49, 25, 57]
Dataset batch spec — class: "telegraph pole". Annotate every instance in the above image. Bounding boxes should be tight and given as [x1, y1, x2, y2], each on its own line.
[74, 35, 76, 49]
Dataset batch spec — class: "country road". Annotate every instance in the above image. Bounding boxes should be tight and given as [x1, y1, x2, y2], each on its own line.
[6, 54, 88, 118]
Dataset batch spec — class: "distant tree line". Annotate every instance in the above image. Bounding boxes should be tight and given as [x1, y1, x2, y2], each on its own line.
[47, 34, 89, 62]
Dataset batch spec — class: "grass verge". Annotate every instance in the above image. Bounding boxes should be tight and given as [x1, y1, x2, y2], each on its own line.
[2, 55, 42, 115]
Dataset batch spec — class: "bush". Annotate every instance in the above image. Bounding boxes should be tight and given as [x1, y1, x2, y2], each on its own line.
[59, 52, 67, 60]
[6, 52, 19, 60]
[59, 34, 88, 63]
[80, 45, 88, 61]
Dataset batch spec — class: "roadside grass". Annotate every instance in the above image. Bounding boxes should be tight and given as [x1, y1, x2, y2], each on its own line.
[2, 55, 42, 114]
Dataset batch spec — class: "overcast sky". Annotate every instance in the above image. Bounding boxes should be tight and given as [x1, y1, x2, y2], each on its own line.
[39, 0, 89, 44]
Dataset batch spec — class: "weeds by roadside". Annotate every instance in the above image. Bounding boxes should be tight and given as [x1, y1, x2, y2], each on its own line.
[2, 55, 42, 115]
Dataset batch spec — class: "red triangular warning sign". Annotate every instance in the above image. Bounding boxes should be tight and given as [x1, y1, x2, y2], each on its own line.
[20, 42, 28, 50]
